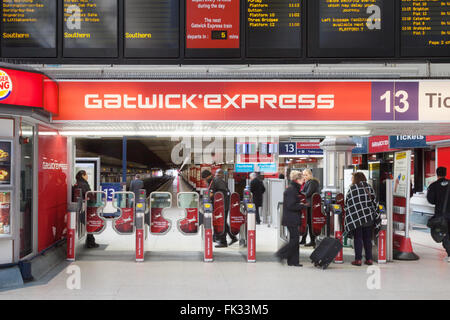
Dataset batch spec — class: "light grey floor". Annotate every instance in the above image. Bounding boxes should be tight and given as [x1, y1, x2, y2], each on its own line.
[1, 178, 449, 300]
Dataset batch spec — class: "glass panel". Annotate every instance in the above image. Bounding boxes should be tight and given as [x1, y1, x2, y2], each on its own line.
[20, 123, 34, 257]
[0, 191, 11, 236]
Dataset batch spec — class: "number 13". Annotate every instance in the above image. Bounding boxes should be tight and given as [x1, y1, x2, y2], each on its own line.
[380, 90, 409, 114]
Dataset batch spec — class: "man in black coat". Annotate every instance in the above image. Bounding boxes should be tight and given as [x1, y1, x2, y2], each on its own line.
[275, 170, 307, 267]
[427, 167, 450, 260]
[300, 169, 321, 247]
[249, 172, 266, 224]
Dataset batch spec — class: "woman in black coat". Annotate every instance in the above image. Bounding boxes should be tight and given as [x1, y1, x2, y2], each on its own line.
[275, 170, 307, 267]
[73, 170, 99, 249]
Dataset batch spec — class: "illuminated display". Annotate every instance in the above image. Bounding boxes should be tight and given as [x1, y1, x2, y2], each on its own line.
[124, 0, 179, 58]
[246, 0, 301, 57]
[185, 0, 240, 58]
[63, 0, 118, 57]
[308, 0, 395, 57]
[401, 0, 450, 56]
[1, 0, 56, 57]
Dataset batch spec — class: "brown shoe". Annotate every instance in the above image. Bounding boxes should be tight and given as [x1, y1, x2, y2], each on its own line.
[351, 260, 362, 266]
[364, 260, 373, 265]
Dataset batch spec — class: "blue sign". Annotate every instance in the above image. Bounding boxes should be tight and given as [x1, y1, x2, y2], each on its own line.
[279, 142, 296, 156]
[389, 135, 427, 149]
[257, 163, 278, 173]
[296, 149, 323, 156]
[352, 137, 369, 154]
[101, 183, 123, 201]
[235, 164, 255, 173]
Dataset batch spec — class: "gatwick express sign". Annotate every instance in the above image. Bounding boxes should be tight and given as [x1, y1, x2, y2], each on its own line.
[53, 80, 450, 122]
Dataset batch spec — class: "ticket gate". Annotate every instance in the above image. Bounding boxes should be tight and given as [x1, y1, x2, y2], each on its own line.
[202, 202, 214, 262]
[67, 190, 137, 262]
[148, 192, 172, 235]
[332, 204, 344, 264]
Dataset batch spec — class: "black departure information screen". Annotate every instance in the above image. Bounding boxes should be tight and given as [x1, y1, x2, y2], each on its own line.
[63, 0, 118, 58]
[401, 0, 450, 57]
[308, 0, 395, 57]
[246, 0, 301, 58]
[1, 0, 57, 57]
[124, 0, 179, 58]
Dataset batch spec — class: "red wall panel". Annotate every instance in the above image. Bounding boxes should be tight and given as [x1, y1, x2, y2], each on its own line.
[38, 126, 68, 252]
[438, 147, 450, 178]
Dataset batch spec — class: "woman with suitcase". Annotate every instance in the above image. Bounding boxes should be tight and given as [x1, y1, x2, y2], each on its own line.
[275, 170, 308, 267]
[344, 172, 381, 266]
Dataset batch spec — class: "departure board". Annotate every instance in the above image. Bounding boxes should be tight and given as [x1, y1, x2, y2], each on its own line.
[125, 0, 179, 58]
[401, 0, 450, 57]
[1, 0, 56, 57]
[185, 0, 240, 58]
[63, 0, 118, 57]
[308, 0, 395, 57]
[246, 0, 301, 57]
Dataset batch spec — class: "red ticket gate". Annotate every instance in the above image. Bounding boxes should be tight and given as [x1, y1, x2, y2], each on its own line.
[177, 192, 200, 235]
[67, 191, 138, 262]
[298, 193, 308, 237]
[311, 193, 326, 236]
[213, 192, 225, 236]
[148, 192, 172, 235]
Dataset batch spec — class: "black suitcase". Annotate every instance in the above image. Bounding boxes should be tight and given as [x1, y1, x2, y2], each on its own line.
[310, 237, 343, 269]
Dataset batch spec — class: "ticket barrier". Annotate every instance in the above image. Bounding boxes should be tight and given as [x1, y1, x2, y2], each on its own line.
[332, 204, 344, 264]
[202, 202, 214, 262]
[374, 204, 387, 264]
[67, 190, 137, 262]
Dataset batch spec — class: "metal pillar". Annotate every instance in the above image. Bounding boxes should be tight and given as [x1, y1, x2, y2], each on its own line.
[122, 136, 127, 183]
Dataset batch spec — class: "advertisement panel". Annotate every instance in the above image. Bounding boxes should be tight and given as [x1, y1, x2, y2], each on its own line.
[38, 127, 69, 252]
[389, 135, 427, 149]
[393, 151, 411, 198]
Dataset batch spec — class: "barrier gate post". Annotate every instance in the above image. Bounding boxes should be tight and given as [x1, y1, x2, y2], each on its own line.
[332, 204, 343, 264]
[66, 202, 78, 261]
[203, 203, 214, 262]
[135, 189, 146, 262]
[377, 205, 387, 264]
[246, 203, 256, 263]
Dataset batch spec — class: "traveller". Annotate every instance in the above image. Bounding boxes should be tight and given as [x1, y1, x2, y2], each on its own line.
[344, 172, 380, 266]
[300, 169, 321, 247]
[249, 172, 266, 224]
[426, 167, 450, 261]
[279, 173, 285, 179]
[210, 169, 238, 248]
[129, 174, 144, 199]
[73, 170, 99, 249]
[275, 170, 307, 267]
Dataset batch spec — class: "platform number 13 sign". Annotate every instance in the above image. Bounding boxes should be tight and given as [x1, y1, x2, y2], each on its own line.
[371, 82, 419, 121]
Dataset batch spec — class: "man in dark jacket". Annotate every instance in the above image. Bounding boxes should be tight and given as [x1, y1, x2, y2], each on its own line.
[427, 167, 450, 261]
[130, 174, 144, 200]
[275, 170, 307, 267]
[210, 169, 238, 247]
[300, 169, 321, 247]
[250, 172, 266, 224]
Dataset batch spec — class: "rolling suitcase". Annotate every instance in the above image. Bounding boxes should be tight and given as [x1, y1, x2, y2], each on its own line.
[310, 237, 343, 269]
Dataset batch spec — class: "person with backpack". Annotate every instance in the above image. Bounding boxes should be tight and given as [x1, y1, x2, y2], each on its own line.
[426, 167, 450, 262]
[249, 172, 266, 225]
[344, 172, 381, 266]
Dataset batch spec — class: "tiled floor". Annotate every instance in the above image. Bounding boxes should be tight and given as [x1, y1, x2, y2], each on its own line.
[1, 178, 449, 300]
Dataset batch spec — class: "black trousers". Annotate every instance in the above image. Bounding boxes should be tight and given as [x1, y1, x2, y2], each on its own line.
[442, 221, 450, 256]
[217, 210, 236, 243]
[277, 226, 300, 265]
[301, 208, 315, 242]
[353, 226, 373, 261]
[86, 234, 96, 245]
[255, 205, 261, 224]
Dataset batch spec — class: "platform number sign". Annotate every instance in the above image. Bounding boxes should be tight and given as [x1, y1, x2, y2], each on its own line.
[371, 82, 419, 121]
[280, 142, 296, 156]
[101, 183, 123, 201]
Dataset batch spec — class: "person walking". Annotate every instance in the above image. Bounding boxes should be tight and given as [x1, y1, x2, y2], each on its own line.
[73, 170, 99, 249]
[129, 174, 145, 199]
[210, 169, 238, 248]
[426, 167, 450, 262]
[275, 170, 307, 267]
[249, 172, 266, 224]
[300, 169, 321, 247]
[344, 172, 381, 266]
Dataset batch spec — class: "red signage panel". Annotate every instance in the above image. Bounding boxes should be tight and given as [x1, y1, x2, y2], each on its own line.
[0, 68, 43, 109]
[38, 126, 68, 252]
[54, 81, 372, 121]
[185, 0, 240, 49]
[369, 136, 398, 154]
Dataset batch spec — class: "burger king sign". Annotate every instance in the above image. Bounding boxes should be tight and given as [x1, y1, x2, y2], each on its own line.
[0, 70, 12, 101]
